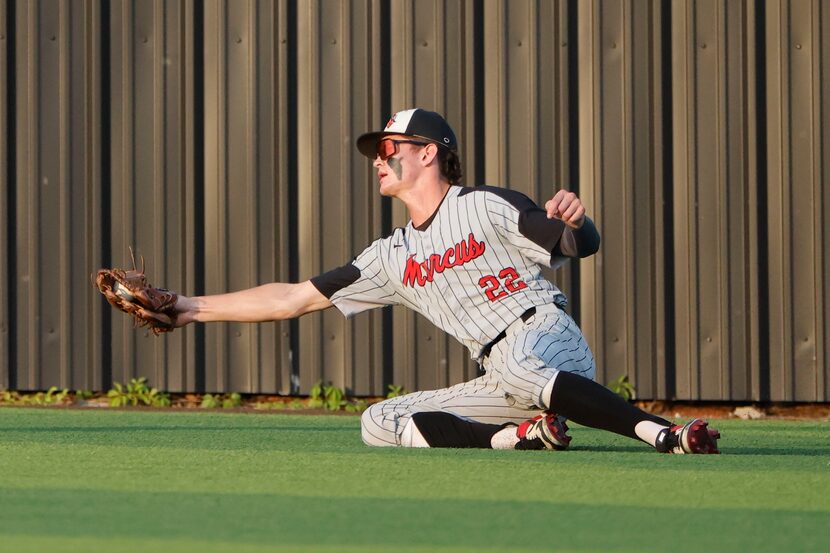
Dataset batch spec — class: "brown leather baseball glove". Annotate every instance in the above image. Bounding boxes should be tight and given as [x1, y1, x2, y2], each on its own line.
[95, 249, 178, 334]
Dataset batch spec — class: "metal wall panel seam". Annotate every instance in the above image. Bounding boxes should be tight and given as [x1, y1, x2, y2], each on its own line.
[622, 0, 635, 387]
[787, 0, 817, 400]
[808, 0, 824, 400]
[370, 0, 386, 395]
[340, 0, 354, 393]
[203, 0, 219, 390]
[214, 0, 229, 391]
[482, 0, 506, 185]
[26, 2, 39, 388]
[220, 0, 231, 392]
[162, 0, 186, 391]
[336, 2, 350, 390]
[527, 1, 538, 200]
[183, 0, 196, 392]
[684, 0, 700, 398]
[495, 0, 506, 186]
[813, 0, 827, 401]
[0, 0, 7, 389]
[716, 0, 729, 399]
[85, 0, 103, 390]
[708, 0, 732, 399]
[576, 0, 601, 375]
[226, 0, 250, 391]
[726, 1, 755, 401]
[403, 0, 414, 108]
[647, 0, 667, 399]
[435, 0, 445, 114]
[768, 0, 793, 400]
[389, 0, 415, 391]
[743, 0, 762, 400]
[432, 0, 447, 389]
[413, 0, 436, 389]
[550, 0, 575, 324]
[461, 0, 476, 186]
[0, 0, 7, 388]
[297, 0, 322, 391]
[277, 0, 291, 393]
[247, 0, 259, 391]
[671, 0, 696, 399]
[799, 0, 822, 400]
[59, 0, 70, 388]
[603, 0, 633, 387]
[631, 0, 655, 394]
[823, 0, 830, 401]
[153, 0, 167, 389]
[763, 1, 782, 400]
[391, 0, 412, 235]
[121, 1, 137, 381]
[556, 0, 569, 187]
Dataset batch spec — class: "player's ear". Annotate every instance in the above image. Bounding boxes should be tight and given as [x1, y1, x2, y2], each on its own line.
[421, 143, 440, 166]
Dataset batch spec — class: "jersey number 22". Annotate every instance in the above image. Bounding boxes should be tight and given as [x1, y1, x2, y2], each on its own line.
[478, 267, 527, 302]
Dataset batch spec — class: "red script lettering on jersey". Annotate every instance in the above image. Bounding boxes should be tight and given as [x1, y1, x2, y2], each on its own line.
[402, 233, 486, 287]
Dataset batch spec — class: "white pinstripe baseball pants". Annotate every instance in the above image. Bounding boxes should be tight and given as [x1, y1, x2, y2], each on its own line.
[360, 304, 596, 447]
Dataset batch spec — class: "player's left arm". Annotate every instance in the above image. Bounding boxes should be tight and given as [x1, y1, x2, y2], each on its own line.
[544, 190, 600, 258]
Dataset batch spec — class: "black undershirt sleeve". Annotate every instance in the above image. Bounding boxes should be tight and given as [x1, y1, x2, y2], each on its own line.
[551, 217, 601, 258]
[309, 263, 361, 299]
[463, 186, 601, 260]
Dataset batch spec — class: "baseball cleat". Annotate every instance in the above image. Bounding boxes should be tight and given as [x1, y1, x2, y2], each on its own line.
[515, 412, 572, 450]
[655, 418, 721, 454]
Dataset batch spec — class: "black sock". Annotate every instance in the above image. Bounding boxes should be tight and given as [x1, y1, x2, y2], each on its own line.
[411, 411, 502, 448]
[547, 371, 671, 441]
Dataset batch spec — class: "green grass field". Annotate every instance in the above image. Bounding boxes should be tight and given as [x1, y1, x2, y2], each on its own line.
[0, 408, 828, 552]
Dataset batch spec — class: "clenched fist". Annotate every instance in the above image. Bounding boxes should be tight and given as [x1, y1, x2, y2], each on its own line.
[545, 189, 586, 229]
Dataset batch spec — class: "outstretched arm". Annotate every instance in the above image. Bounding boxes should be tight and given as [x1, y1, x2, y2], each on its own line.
[174, 280, 331, 327]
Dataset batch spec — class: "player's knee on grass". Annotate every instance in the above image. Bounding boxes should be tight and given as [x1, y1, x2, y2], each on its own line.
[360, 402, 400, 447]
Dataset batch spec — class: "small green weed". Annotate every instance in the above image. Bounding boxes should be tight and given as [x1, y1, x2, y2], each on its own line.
[344, 399, 369, 413]
[607, 374, 636, 401]
[386, 384, 406, 399]
[306, 381, 371, 412]
[200, 392, 242, 409]
[0, 387, 71, 406]
[253, 401, 286, 410]
[107, 378, 171, 407]
[308, 381, 347, 411]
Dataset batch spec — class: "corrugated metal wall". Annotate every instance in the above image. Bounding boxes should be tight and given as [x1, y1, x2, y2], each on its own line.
[1, 0, 827, 402]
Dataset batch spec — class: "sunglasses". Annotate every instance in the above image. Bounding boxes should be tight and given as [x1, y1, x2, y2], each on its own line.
[376, 138, 429, 161]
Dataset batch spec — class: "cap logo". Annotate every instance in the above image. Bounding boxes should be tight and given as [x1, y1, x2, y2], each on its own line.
[385, 114, 397, 130]
[443, 137, 450, 144]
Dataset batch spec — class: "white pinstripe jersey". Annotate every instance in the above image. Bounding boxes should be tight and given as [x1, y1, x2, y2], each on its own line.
[311, 185, 594, 359]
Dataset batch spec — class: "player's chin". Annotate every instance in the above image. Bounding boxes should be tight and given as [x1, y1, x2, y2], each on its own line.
[377, 182, 395, 197]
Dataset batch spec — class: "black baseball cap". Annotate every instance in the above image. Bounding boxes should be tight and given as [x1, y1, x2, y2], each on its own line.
[356, 108, 458, 159]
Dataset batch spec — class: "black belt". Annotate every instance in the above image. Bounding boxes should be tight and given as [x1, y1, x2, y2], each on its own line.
[479, 307, 536, 359]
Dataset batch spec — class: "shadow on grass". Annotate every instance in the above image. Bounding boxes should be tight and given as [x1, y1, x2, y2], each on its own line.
[716, 446, 830, 456]
[0, 425, 355, 434]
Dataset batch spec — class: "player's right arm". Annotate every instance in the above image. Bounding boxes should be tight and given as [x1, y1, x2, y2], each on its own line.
[173, 280, 331, 327]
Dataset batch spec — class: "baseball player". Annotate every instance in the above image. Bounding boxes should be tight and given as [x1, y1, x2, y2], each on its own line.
[172, 108, 720, 454]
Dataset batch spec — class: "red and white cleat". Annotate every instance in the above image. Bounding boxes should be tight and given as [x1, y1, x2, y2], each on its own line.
[656, 418, 721, 454]
[515, 412, 572, 451]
